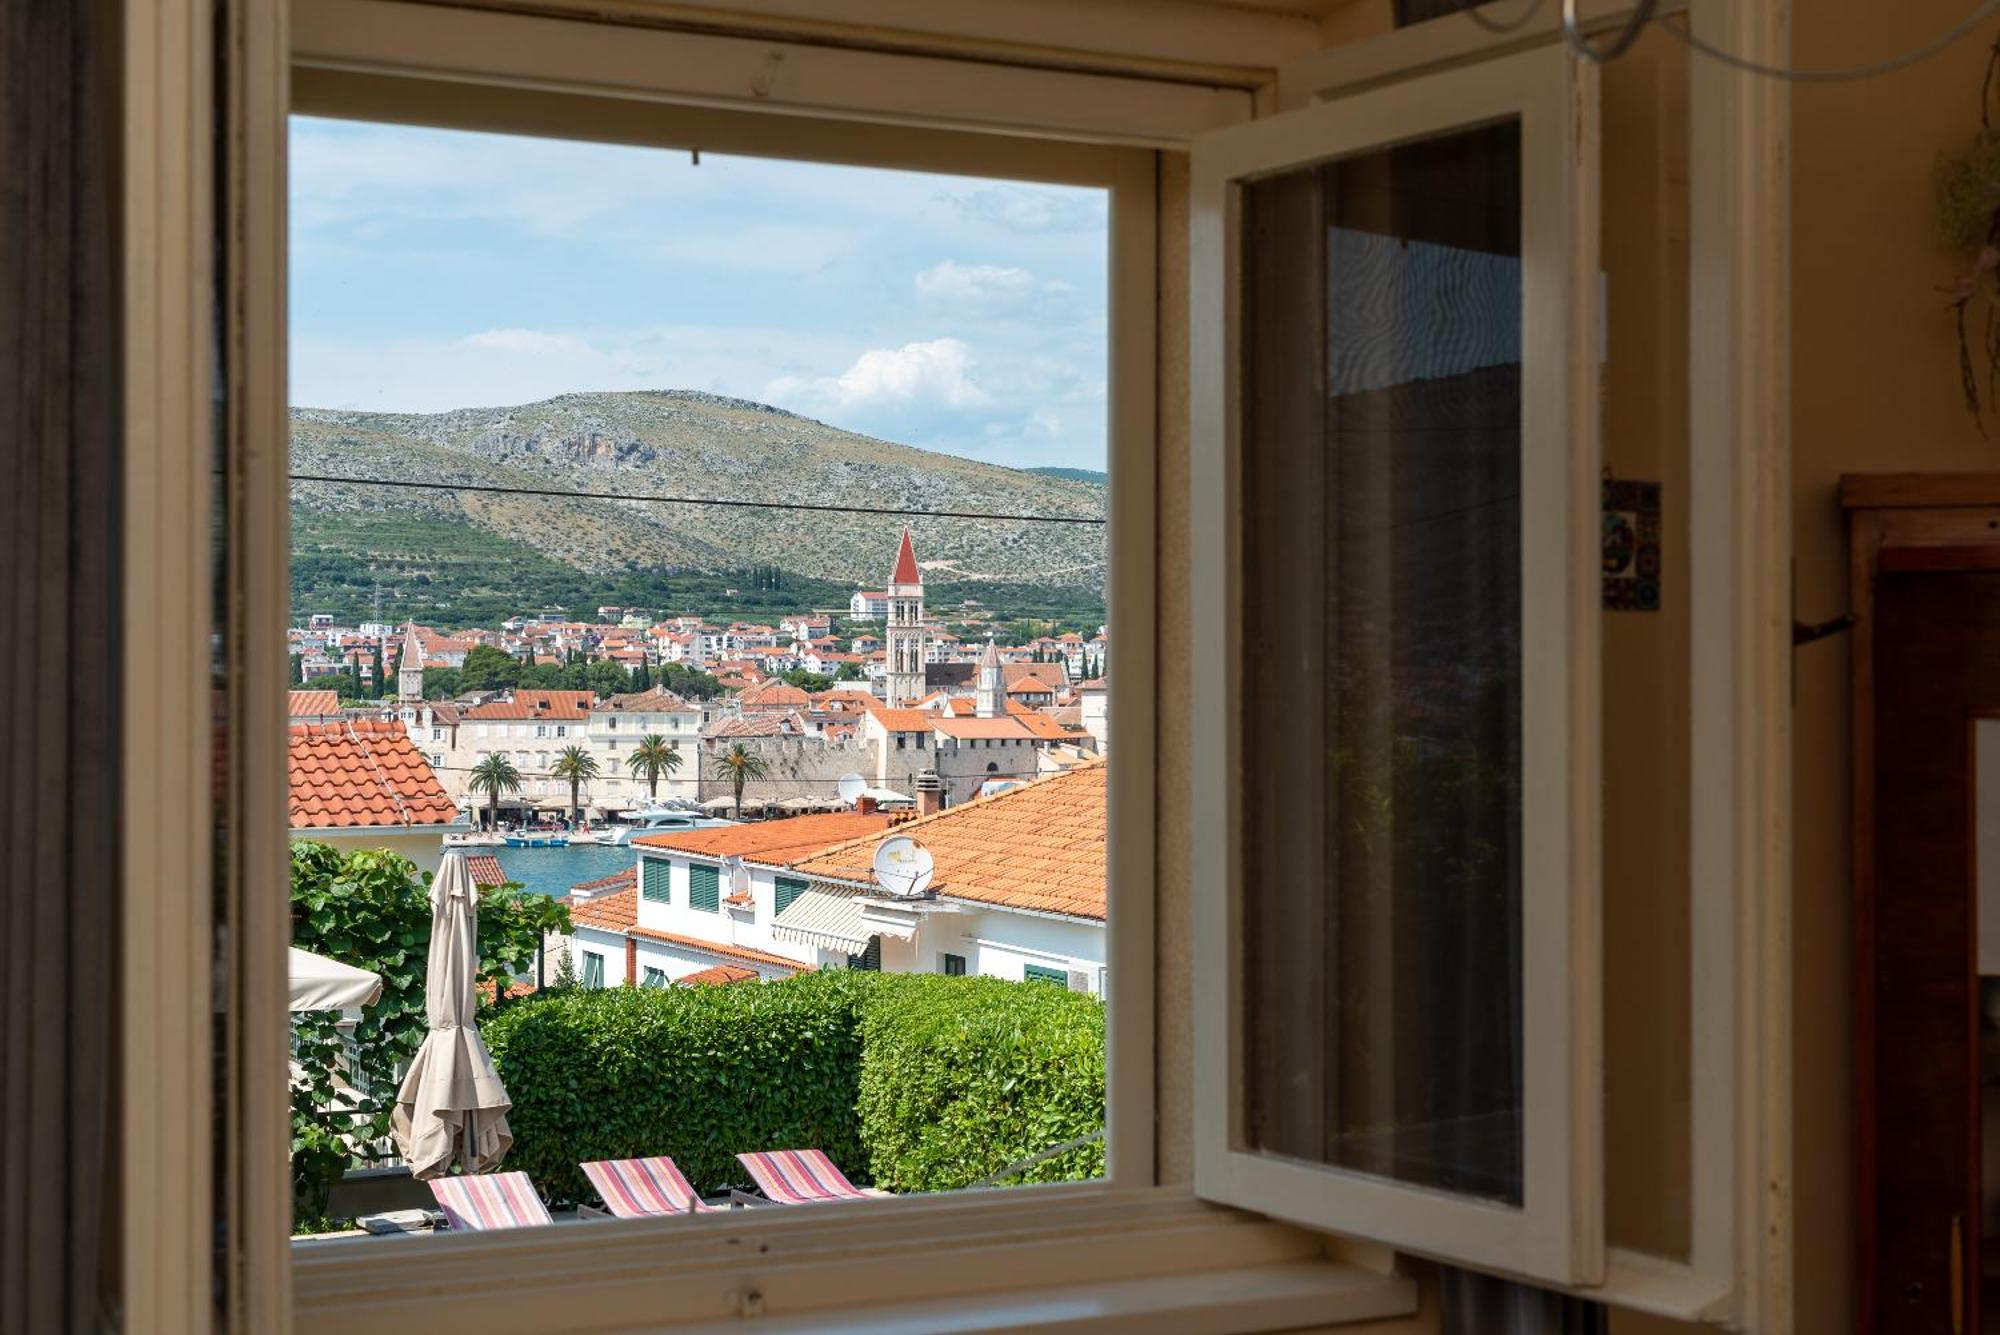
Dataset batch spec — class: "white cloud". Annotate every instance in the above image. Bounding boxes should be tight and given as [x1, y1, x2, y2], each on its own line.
[765, 338, 988, 413]
[938, 185, 1108, 235]
[913, 260, 1071, 318]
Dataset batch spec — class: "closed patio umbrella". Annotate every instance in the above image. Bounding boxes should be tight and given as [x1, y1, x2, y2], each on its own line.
[391, 852, 513, 1179]
[287, 947, 383, 1013]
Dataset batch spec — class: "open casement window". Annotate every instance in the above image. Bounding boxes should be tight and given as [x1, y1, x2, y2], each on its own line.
[1189, 44, 1605, 1287]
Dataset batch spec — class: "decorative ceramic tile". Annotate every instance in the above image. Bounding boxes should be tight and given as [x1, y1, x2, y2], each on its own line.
[1602, 476, 1662, 612]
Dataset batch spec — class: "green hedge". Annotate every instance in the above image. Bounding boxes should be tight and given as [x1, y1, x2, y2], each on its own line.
[856, 973, 1105, 1192]
[483, 971, 871, 1203]
[481, 970, 1104, 1205]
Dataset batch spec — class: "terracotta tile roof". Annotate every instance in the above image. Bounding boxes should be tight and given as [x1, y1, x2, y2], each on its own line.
[679, 964, 757, 986]
[597, 687, 696, 713]
[570, 867, 637, 899]
[793, 763, 1105, 921]
[739, 681, 812, 710]
[634, 811, 898, 865]
[867, 707, 935, 733]
[704, 713, 801, 739]
[464, 690, 594, 721]
[288, 720, 462, 830]
[1011, 710, 1082, 741]
[288, 689, 341, 717]
[890, 528, 921, 584]
[466, 854, 508, 887]
[564, 887, 808, 972]
[565, 884, 638, 931]
[1003, 664, 1067, 689]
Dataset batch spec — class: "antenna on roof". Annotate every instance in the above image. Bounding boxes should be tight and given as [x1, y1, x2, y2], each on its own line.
[837, 773, 866, 806]
[871, 835, 934, 900]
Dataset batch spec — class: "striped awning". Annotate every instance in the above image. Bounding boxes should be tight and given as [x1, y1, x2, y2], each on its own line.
[770, 885, 870, 955]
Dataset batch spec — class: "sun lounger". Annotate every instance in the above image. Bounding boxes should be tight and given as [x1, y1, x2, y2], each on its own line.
[734, 1149, 887, 1205]
[580, 1156, 714, 1218]
[427, 1171, 552, 1231]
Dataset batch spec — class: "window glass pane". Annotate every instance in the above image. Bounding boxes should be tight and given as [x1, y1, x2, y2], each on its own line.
[1239, 119, 1526, 1206]
[582, 951, 605, 989]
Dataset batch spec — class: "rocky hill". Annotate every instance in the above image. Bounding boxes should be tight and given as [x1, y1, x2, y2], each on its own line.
[289, 391, 1107, 591]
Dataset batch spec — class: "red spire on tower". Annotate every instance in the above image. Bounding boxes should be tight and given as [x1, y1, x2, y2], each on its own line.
[890, 527, 920, 585]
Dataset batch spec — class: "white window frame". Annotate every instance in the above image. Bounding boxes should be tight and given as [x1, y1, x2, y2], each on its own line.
[126, 0, 1215, 1329]
[123, 0, 1785, 1330]
[1189, 3, 1789, 1328]
[1189, 42, 1603, 1288]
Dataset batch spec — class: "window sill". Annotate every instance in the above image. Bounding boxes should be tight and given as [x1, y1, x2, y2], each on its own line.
[291, 1186, 1417, 1334]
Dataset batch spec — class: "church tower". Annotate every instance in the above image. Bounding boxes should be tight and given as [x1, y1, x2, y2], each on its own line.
[975, 637, 1003, 718]
[397, 621, 426, 702]
[884, 528, 926, 707]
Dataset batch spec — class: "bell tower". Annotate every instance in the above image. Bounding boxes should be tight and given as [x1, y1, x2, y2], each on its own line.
[883, 529, 926, 707]
[397, 621, 426, 702]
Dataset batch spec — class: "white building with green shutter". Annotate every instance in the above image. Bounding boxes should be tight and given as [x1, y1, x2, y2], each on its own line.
[561, 811, 903, 986]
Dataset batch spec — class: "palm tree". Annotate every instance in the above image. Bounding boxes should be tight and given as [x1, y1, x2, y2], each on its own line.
[625, 733, 683, 797]
[551, 745, 601, 827]
[467, 753, 522, 832]
[711, 742, 769, 820]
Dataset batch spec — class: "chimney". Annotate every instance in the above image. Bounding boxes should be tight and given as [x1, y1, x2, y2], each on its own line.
[857, 795, 878, 815]
[916, 768, 944, 817]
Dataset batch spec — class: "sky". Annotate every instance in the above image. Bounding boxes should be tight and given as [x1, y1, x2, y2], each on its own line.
[288, 117, 1110, 472]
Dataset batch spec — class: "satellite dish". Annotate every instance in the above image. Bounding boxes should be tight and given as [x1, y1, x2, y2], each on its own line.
[837, 772, 867, 805]
[724, 856, 750, 894]
[872, 836, 934, 899]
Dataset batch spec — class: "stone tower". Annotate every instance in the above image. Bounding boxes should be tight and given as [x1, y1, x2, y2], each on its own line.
[884, 528, 926, 707]
[397, 621, 426, 702]
[975, 637, 1003, 718]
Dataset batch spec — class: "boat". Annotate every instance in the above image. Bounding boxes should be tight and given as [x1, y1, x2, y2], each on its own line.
[502, 832, 569, 848]
[603, 809, 735, 844]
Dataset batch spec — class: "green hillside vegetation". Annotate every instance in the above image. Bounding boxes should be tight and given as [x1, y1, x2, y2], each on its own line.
[291, 391, 1109, 632]
[292, 508, 1105, 634]
[1022, 466, 1108, 485]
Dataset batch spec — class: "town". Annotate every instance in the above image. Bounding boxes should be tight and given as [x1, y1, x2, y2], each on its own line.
[285, 528, 1111, 999]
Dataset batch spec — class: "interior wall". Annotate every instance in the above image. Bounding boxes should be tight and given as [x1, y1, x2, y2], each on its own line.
[1788, 4, 2000, 1333]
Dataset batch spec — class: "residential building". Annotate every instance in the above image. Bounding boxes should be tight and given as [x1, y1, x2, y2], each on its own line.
[789, 762, 1106, 989]
[848, 589, 888, 620]
[286, 720, 467, 872]
[561, 811, 901, 984]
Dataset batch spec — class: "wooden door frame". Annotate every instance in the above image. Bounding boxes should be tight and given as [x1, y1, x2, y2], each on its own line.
[1841, 472, 2000, 1335]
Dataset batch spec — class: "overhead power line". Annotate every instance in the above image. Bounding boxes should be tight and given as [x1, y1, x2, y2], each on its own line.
[287, 472, 1109, 527]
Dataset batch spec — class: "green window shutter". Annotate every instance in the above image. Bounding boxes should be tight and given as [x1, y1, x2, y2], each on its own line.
[847, 936, 881, 971]
[689, 862, 720, 913]
[774, 876, 807, 916]
[942, 953, 967, 977]
[640, 966, 667, 988]
[1023, 963, 1067, 986]
[640, 858, 672, 904]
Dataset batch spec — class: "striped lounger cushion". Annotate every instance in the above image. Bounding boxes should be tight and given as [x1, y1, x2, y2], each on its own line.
[429, 1172, 553, 1231]
[736, 1149, 868, 1204]
[581, 1156, 708, 1217]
